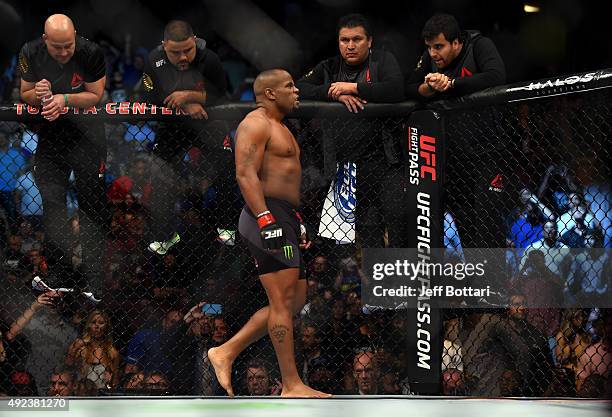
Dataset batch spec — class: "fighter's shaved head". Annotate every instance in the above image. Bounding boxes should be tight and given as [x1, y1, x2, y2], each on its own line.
[44, 14, 75, 38]
[252, 69, 298, 114]
[253, 69, 289, 98]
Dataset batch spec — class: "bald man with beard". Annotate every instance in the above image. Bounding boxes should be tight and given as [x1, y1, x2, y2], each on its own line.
[19, 14, 107, 296]
[208, 69, 331, 398]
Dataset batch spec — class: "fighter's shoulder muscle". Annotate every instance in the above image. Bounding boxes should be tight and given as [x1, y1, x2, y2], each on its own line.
[236, 111, 271, 145]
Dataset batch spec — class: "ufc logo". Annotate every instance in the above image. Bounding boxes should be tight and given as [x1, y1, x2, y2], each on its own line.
[264, 229, 283, 239]
[420, 135, 437, 181]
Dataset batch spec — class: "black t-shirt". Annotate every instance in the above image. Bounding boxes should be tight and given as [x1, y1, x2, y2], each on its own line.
[337, 59, 369, 84]
[19, 36, 106, 92]
[18, 36, 106, 147]
[141, 38, 227, 106]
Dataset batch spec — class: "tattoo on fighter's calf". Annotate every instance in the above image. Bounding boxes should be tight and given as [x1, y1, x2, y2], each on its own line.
[271, 324, 289, 343]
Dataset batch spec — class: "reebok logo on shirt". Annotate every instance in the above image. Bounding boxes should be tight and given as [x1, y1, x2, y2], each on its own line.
[71, 72, 84, 89]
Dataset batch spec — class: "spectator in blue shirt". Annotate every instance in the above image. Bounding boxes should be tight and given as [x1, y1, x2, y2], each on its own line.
[509, 211, 543, 250]
[19, 129, 38, 157]
[0, 131, 26, 228]
[15, 157, 43, 230]
[444, 211, 464, 261]
[123, 122, 156, 153]
[124, 309, 182, 377]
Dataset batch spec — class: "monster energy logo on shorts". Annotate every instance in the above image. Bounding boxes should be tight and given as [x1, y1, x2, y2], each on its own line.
[283, 245, 294, 259]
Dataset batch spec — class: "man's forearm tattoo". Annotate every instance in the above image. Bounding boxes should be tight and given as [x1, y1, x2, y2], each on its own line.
[271, 324, 289, 343]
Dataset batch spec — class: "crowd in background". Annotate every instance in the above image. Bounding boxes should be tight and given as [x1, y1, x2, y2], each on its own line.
[0, 17, 610, 399]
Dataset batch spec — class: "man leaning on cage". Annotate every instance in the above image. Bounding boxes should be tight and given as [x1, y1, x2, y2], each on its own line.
[138, 20, 228, 256]
[406, 13, 508, 248]
[19, 14, 107, 296]
[296, 13, 407, 248]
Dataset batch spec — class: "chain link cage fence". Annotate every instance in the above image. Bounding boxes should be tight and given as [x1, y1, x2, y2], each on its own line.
[0, 70, 610, 398]
[436, 71, 612, 398]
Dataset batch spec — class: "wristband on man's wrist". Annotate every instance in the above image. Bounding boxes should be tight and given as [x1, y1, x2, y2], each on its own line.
[63, 94, 69, 107]
[256, 210, 276, 228]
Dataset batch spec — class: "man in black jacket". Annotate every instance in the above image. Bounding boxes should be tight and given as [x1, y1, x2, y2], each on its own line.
[141, 20, 228, 255]
[298, 14, 403, 111]
[297, 14, 408, 248]
[460, 293, 554, 396]
[407, 14, 510, 249]
[405, 13, 506, 99]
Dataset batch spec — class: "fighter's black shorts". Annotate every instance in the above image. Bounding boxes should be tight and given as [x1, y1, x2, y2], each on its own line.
[238, 197, 305, 278]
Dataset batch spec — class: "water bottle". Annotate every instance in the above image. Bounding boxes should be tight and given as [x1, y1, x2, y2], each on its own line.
[41, 91, 52, 120]
[41, 93, 52, 105]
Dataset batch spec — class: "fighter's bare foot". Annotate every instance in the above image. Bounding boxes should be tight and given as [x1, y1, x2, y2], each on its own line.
[208, 347, 234, 396]
[281, 383, 332, 398]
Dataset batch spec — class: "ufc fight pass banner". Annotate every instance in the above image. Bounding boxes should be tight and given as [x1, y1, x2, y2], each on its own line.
[404, 111, 444, 393]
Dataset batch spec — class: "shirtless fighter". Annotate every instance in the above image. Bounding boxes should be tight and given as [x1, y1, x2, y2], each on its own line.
[208, 69, 331, 398]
